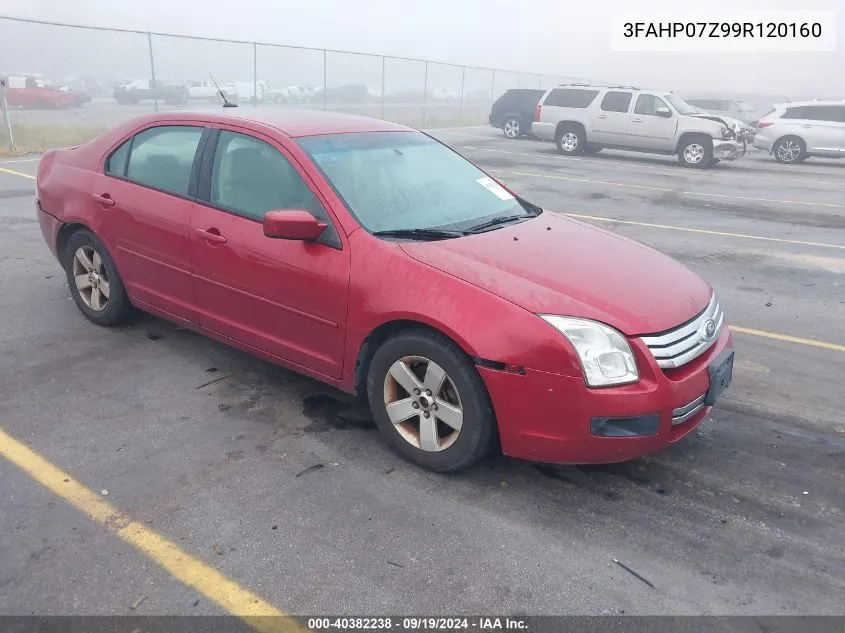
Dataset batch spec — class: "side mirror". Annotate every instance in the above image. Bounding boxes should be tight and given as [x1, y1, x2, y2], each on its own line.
[263, 209, 327, 241]
[656, 106, 672, 118]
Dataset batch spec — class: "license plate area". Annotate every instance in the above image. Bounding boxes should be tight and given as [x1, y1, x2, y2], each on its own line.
[705, 348, 734, 406]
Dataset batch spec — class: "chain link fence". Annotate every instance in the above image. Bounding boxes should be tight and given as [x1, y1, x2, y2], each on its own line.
[0, 16, 606, 152]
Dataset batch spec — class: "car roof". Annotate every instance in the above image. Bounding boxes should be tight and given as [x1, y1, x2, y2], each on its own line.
[774, 100, 845, 108]
[132, 108, 413, 138]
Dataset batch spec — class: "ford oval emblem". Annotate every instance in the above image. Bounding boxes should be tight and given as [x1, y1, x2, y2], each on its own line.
[702, 319, 717, 341]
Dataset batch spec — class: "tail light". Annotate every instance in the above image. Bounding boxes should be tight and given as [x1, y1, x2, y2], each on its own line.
[534, 104, 542, 122]
[757, 121, 773, 129]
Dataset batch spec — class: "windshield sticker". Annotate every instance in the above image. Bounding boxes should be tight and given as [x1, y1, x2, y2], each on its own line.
[476, 176, 515, 201]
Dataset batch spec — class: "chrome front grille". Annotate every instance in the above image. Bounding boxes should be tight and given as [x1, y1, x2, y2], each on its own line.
[641, 294, 724, 369]
[672, 394, 707, 425]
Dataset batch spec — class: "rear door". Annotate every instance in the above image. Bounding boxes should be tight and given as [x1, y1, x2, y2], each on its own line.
[90, 123, 207, 323]
[591, 90, 633, 144]
[627, 93, 677, 150]
[189, 126, 351, 380]
[790, 105, 844, 156]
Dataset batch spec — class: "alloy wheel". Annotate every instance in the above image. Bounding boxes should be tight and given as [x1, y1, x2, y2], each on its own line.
[504, 119, 520, 138]
[683, 143, 705, 164]
[776, 140, 801, 162]
[560, 132, 579, 152]
[72, 245, 110, 312]
[383, 355, 463, 452]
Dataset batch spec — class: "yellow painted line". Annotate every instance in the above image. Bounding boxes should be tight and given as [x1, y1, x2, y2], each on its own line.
[730, 326, 845, 353]
[492, 168, 845, 209]
[0, 166, 36, 180]
[0, 427, 307, 633]
[558, 212, 845, 251]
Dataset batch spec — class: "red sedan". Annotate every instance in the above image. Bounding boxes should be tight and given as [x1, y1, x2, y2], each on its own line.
[35, 109, 734, 472]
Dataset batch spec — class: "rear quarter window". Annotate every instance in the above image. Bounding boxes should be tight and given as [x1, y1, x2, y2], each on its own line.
[543, 88, 600, 108]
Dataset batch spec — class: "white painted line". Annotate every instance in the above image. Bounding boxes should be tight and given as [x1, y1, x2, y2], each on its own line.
[459, 145, 843, 187]
[492, 169, 845, 209]
[0, 157, 42, 164]
[557, 211, 845, 251]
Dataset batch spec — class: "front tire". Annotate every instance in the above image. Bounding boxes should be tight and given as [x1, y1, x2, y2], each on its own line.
[555, 125, 585, 155]
[502, 116, 523, 139]
[64, 230, 133, 326]
[677, 136, 713, 168]
[366, 329, 497, 472]
[773, 136, 806, 164]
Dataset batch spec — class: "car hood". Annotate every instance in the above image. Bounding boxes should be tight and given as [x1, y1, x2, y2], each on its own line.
[399, 213, 712, 336]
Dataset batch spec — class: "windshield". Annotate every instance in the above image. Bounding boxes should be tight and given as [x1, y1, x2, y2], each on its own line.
[297, 131, 532, 233]
[665, 94, 699, 115]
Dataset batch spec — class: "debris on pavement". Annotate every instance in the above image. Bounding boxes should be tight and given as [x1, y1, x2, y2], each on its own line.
[613, 558, 656, 589]
[100, 489, 108, 496]
[129, 595, 147, 611]
[296, 463, 325, 478]
[387, 560, 404, 568]
[146, 332, 162, 341]
[213, 543, 224, 556]
[194, 373, 233, 390]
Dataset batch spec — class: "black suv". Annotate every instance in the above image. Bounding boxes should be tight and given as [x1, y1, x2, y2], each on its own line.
[489, 89, 545, 138]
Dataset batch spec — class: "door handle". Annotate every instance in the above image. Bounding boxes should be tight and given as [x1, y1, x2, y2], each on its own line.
[92, 193, 115, 207]
[596, 114, 607, 119]
[195, 227, 227, 244]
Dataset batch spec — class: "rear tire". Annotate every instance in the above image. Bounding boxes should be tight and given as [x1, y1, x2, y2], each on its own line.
[555, 125, 585, 155]
[773, 136, 806, 164]
[64, 229, 133, 327]
[502, 116, 523, 139]
[677, 135, 713, 168]
[366, 328, 497, 472]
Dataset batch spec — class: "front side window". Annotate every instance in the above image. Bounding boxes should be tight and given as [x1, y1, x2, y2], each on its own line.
[125, 125, 203, 196]
[297, 131, 534, 234]
[210, 130, 326, 221]
[634, 94, 669, 116]
[600, 91, 633, 113]
[664, 94, 698, 115]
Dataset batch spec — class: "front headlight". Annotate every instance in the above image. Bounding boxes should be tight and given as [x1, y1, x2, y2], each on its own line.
[539, 316, 639, 387]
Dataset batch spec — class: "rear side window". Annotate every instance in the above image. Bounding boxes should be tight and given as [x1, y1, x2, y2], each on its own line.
[543, 88, 599, 108]
[125, 126, 203, 196]
[600, 91, 633, 113]
[105, 139, 131, 176]
[781, 106, 808, 120]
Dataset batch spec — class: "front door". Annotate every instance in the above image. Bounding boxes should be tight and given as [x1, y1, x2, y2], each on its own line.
[91, 124, 206, 323]
[626, 93, 678, 151]
[797, 106, 845, 156]
[590, 90, 633, 145]
[190, 128, 351, 380]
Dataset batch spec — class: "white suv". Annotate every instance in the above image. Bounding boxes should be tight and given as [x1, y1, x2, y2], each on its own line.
[531, 85, 746, 168]
[753, 101, 845, 163]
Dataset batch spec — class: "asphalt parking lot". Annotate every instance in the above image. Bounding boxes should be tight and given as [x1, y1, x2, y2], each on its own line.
[1, 127, 844, 620]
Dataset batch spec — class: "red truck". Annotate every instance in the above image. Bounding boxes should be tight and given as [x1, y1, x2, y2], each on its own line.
[2, 75, 75, 109]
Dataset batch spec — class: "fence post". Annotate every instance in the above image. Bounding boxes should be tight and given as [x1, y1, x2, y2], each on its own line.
[422, 61, 428, 128]
[322, 50, 328, 111]
[0, 79, 14, 151]
[147, 33, 158, 114]
[490, 70, 495, 108]
[380, 56, 386, 119]
[459, 66, 466, 121]
[253, 42, 258, 107]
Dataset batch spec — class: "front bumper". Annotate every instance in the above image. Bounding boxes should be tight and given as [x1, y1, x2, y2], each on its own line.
[713, 138, 746, 161]
[478, 327, 733, 464]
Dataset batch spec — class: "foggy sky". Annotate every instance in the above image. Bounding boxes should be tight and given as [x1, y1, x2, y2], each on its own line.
[1, 0, 842, 98]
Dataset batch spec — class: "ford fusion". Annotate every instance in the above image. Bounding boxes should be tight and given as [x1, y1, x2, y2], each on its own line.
[35, 110, 734, 472]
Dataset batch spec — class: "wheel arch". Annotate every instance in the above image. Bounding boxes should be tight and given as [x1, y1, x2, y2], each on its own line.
[675, 132, 713, 155]
[353, 318, 481, 399]
[772, 133, 806, 152]
[555, 120, 587, 140]
[56, 222, 118, 273]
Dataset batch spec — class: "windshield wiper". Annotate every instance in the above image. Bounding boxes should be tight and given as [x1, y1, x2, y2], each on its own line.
[372, 228, 465, 240]
[464, 213, 531, 234]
